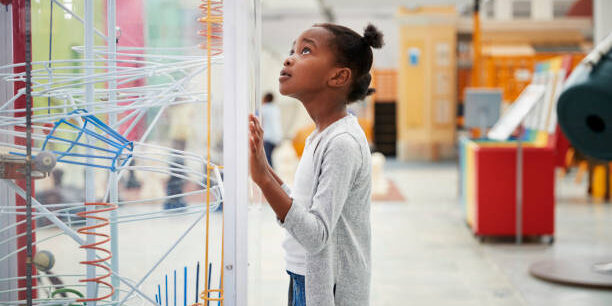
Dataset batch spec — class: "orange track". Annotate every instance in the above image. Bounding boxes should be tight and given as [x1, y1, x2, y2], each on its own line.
[76, 202, 118, 303]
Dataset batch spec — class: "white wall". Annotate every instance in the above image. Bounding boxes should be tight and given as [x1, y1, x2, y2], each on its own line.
[594, 0, 612, 44]
[262, 9, 399, 69]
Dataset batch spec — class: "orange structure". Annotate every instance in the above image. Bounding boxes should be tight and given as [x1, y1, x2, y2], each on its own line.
[481, 54, 584, 102]
[76, 203, 118, 303]
[370, 69, 398, 156]
[371, 69, 397, 103]
[197, 0, 224, 304]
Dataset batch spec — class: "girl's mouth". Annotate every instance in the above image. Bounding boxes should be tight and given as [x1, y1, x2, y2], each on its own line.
[279, 70, 291, 82]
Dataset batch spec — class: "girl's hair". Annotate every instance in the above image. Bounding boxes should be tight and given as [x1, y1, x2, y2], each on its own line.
[314, 23, 384, 103]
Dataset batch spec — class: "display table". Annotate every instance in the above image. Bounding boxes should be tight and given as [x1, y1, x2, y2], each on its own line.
[460, 138, 555, 239]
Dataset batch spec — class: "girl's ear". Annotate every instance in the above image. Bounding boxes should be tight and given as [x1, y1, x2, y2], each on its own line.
[328, 67, 351, 88]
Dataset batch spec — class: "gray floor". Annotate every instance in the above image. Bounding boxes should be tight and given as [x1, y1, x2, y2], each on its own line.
[250, 161, 612, 306]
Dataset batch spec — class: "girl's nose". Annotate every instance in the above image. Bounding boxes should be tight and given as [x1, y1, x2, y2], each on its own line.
[284, 56, 294, 67]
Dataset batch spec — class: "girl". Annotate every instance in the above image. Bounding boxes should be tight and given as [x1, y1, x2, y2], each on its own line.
[249, 23, 384, 306]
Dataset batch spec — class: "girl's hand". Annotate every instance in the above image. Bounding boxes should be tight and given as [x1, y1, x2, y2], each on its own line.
[249, 114, 271, 186]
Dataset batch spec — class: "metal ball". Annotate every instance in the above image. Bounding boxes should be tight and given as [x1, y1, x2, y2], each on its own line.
[34, 151, 56, 172]
[33, 250, 55, 272]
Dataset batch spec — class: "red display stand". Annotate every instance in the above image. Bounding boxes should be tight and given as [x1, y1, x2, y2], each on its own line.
[470, 144, 555, 237]
[460, 55, 578, 241]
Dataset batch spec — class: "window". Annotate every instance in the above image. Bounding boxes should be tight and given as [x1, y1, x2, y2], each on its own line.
[553, 1, 572, 18]
[513, 0, 531, 19]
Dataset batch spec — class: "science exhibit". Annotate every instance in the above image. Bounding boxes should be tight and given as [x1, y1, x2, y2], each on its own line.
[0, 0, 257, 304]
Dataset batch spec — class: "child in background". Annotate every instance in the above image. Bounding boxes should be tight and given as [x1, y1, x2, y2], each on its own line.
[249, 23, 383, 305]
[261, 92, 282, 168]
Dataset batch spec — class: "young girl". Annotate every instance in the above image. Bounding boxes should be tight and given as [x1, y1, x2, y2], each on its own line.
[249, 23, 384, 306]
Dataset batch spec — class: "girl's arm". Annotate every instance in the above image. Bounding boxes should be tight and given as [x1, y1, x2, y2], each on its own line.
[249, 114, 292, 221]
[267, 163, 292, 196]
[257, 174, 293, 222]
[251, 115, 362, 254]
[267, 163, 285, 187]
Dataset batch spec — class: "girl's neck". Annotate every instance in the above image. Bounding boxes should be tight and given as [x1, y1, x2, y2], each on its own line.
[300, 93, 348, 132]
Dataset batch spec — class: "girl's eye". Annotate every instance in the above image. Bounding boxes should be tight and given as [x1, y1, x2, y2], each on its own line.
[289, 49, 295, 56]
[301, 47, 311, 55]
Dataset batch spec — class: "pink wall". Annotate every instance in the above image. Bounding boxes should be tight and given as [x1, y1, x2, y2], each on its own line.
[106, 0, 146, 141]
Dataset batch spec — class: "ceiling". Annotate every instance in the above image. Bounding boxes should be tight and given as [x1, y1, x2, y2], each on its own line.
[260, 0, 583, 69]
[260, 0, 475, 69]
[262, 0, 473, 14]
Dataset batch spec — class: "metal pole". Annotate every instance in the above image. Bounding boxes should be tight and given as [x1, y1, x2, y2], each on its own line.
[479, 112, 486, 140]
[471, 0, 481, 87]
[107, 0, 120, 303]
[24, 0, 33, 304]
[84, 0, 97, 302]
[516, 127, 523, 245]
[50, 0, 108, 42]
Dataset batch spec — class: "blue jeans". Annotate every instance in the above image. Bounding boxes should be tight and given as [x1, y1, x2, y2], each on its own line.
[263, 141, 276, 168]
[287, 270, 305, 306]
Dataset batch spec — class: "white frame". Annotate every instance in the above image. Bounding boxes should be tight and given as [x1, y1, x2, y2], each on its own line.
[223, 0, 260, 304]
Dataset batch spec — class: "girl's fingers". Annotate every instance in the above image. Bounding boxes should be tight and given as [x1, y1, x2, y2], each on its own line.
[250, 126, 258, 141]
[254, 120, 263, 139]
[249, 117, 262, 138]
[248, 114, 265, 139]
[255, 121, 263, 137]
[250, 137, 259, 153]
[249, 128, 261, 148]
[249, 122, 259, 139]
[249, 114, 258, 128]
[248, 115, 256, 134]
[248, 114, 264, 148]
[250, 115, 260, 128]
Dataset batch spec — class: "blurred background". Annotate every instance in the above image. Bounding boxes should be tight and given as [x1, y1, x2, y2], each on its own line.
[256, 0, 612, 305]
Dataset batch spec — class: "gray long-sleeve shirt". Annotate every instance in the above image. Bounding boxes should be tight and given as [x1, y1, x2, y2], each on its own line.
[280, 114, 372, 305]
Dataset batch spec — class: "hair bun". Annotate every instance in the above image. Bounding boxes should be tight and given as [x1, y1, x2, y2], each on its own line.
[363, 24, 384, 49]
[348, 73, 375, 102]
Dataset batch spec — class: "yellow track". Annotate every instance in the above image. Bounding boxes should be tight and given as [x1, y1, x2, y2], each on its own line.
[196, 1, 223, 304]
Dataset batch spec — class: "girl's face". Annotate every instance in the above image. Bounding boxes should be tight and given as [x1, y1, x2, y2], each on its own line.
[279, 27, 338, 100]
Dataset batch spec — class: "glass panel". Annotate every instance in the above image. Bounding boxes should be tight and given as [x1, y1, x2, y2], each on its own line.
[0, 1, 253, 304]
